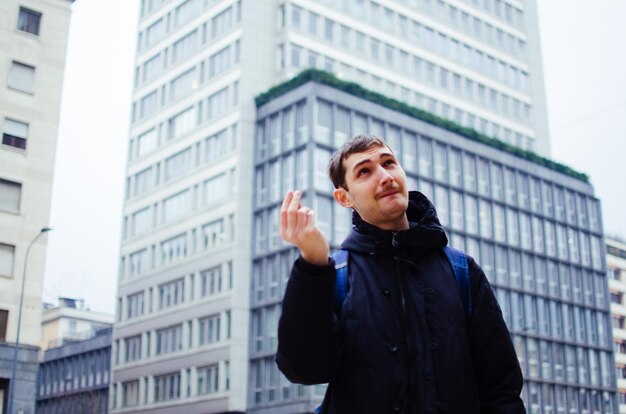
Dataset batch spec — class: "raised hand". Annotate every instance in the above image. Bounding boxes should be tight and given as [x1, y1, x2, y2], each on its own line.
[280, 190, 330, 265]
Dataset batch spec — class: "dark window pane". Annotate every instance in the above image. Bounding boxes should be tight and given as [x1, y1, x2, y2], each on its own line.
[18, 7, 42, 36]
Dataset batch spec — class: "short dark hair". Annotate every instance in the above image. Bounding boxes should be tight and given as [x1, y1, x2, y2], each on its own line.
[327, 134, 392, 190]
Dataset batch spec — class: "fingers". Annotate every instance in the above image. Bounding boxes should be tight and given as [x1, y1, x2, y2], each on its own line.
[280, 191, 293, 233]
[286, 191, 301, 231]
[280, 190, 313, 244]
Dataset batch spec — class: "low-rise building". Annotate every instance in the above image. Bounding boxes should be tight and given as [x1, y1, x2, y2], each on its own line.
[36, 327, 112, 414]
[41, 297, 114, 351]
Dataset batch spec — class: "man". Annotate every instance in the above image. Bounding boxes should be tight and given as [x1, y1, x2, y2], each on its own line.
[276, 135, 525, 414]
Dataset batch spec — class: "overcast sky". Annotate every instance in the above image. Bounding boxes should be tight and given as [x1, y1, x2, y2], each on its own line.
[42, 1, 626, 314]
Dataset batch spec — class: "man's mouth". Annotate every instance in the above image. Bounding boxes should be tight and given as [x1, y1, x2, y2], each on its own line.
[378, 188, 398, 199]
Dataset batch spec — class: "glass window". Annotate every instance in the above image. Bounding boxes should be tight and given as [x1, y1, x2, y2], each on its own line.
[508, 249, 521, 288]
[18, 7, 42, 36]
[2, 118, 28, 150]
[450, 191, 463, 230]
[449, 149, 462, 187]
[529, 178, 541, 213]
[524, 295, 538, 334]
[434, 185, 448, 227]
[462, 153, 476, 191]
[478, 199, 492, 238]
[163, 190, 191, 222]
[197, 364, 219, 394]
[476, 158, 490, 196]
[531, 217, 544, 254]
[492, 204, 506, 243]
[402, 132, 417, 173]
[464, 195, 478, 235]
[158, 278, 185, 310]
[480, 242, 494, 281]
[490, 163, 503, 201]
[433, 144, 448, 182]
[418, 136, 433, 177]
[490, 244, 505, 285]
[506, 208, 519, 246]
[335, 106, 350, 146]
[154, 372, 181, 401]
[316, 100, 332, 145]
[526, 338, 538, 377]
[199, 314, 221, 345]
[156, 325, 183, 355]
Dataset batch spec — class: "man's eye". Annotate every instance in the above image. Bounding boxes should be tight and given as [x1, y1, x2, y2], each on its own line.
[357, 168, 370, 177]
[384, 159, 396, 166]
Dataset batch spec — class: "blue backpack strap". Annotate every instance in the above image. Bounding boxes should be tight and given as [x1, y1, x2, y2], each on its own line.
[331, 250, 349, 315]
[443, 246, 472, 319]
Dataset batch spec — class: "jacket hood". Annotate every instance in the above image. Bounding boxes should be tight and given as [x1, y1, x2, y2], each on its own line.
[341, 191, 448, 257]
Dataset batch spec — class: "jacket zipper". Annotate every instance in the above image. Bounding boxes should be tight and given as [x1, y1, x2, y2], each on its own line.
[393, 232, 415, 413]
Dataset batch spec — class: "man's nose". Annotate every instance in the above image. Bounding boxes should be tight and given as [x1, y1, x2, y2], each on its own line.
[378, 167, 394, 185]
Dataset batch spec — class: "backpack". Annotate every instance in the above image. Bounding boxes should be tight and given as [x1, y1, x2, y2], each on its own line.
[332, 246, 472, 318]
[315, 246, 472, 414]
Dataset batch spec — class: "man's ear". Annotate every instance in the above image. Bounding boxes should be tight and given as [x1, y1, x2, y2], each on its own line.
[333, 187, 353, 208]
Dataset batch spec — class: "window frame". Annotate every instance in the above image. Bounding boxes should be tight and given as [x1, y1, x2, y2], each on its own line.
[17, 6, 42, 36]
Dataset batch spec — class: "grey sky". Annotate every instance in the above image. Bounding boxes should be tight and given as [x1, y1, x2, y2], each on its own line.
[43, 0, 626, 313]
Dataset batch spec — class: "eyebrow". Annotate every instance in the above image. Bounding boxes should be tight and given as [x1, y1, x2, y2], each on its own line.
[351, 151, 395, 173]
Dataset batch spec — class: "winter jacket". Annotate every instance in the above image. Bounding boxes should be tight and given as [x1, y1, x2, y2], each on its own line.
[276, 191, 525, 414]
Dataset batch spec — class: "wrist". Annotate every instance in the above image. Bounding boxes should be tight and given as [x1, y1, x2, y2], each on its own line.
[301, 251, 330, 266]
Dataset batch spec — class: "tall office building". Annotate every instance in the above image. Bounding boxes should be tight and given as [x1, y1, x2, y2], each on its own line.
[0, 1, 73, 413]
[252, 72, 614, 413]
[606, 238, 626, 412]
[113, 0, 553, 412]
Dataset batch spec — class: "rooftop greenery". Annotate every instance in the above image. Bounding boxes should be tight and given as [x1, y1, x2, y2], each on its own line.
[255, 69, 589, 183]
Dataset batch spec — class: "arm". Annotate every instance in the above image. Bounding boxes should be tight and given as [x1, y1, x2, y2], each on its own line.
[275, 190, 340, 384]
[467, 258, 526, 414]
[276, 256, 341, 384]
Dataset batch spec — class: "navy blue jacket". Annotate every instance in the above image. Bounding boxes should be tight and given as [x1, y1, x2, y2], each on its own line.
[276, 192, 525, 414]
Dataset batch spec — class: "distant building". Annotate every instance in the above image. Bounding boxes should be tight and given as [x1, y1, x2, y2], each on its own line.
[41, 297, 114, 351]
[36, 327, 112, 414]
[0, 1, 74, 413]
[607, 238, 626, 413]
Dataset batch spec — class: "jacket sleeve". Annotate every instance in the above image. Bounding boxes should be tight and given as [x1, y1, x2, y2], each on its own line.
[275, 255, 342, 385]
[467, 257, 526, 414]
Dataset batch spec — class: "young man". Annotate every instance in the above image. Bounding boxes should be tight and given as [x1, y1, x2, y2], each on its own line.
[276, 135, 525, 414]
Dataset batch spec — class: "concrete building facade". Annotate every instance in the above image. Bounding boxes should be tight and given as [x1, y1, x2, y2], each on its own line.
[114, 0, 554, 412]
[0, 1, 73, 413]
[36, 327, 112, 414]
[252, 75, 614, 413]
[607, 238, 626, 413]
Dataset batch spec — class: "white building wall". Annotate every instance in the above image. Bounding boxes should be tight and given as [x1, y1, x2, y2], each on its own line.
[0, 0, 73, 347]
[608, 239, 626, 413]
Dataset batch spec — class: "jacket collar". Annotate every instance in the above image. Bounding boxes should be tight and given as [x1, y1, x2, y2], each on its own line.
[341, 191, 448, 257]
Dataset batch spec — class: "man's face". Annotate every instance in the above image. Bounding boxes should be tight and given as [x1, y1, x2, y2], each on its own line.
[333, 145, 409, 231]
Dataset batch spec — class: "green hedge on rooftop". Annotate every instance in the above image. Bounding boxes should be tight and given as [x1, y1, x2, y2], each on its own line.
[255, 69, 589, 183]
